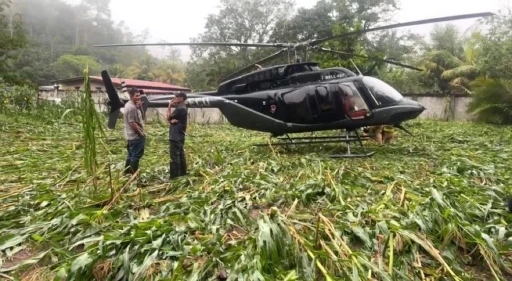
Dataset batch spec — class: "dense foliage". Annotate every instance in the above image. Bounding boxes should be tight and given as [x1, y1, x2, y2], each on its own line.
[0, 100, 511, 280]
[0, 0, 186, 87]
[2, 0, 512, 122]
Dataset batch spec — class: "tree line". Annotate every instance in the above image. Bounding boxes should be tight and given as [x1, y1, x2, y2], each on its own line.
[1, 0, 512, 124]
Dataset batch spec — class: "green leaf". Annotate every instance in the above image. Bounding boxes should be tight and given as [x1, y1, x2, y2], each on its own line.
[351, 225, 371, 246]
[0, 235, 27, 251]
[0, 250, 49, 273]
[133, 250, 158, 280]
[70, 252, 93, 273]
[481, 233, 498, 253]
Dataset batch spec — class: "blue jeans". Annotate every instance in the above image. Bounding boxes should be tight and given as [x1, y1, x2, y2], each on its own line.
[125, 136, 145, 174]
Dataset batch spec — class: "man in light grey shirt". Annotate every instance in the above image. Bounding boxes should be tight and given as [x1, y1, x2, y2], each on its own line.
[123, 88, 146, 175]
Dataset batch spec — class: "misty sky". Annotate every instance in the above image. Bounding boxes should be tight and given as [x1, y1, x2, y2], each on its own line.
[101, 0, 512, 60]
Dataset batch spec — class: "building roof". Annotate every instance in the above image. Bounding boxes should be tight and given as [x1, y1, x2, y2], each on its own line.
[39, 86, 55, 91]
[52, 76, 191, 91]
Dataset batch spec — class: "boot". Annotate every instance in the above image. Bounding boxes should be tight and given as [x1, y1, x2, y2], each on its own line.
[180, 160, 187, 176]
[170, 162, 180, 179]
[130, 159, 139, 174]
[124, 159, 132, 175]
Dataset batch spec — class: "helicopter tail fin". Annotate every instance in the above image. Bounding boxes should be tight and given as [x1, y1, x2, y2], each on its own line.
[107, 109, 120, 129]
[101, 70, 123, 111]
[140, 93, 149, 120]
[101, 69, 125, 129]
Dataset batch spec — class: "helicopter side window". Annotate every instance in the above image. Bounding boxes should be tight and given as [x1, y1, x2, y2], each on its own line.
[337, 83, 370, 119]
[259, 81, 272, 90]
[288, 65, 309, 76]
[315, 86, 334, 112]
[281, 88, 314, 123]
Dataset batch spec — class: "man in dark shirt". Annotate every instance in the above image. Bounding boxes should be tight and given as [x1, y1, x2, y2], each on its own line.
[167, 92, 188, 179]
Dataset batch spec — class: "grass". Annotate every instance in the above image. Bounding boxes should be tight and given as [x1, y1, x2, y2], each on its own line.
[0, 106, 511, 281]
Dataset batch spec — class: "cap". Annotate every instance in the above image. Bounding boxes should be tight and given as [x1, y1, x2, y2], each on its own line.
[175, 91, 187, 100]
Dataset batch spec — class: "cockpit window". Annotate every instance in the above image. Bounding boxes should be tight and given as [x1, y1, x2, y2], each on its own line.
[362, 77, 403, 106]
[338, 84, 369, 110]
[337, 83, 371, 119]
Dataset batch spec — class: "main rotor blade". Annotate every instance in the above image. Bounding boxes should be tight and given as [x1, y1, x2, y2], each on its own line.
[315, 47, 424, 71]
[94, 42, 291, 48]
[221, 48, 288, 82]
[310, 12, 495, 46]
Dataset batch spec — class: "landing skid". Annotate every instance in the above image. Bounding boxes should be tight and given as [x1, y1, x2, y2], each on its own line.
[253, 129, 377, 158]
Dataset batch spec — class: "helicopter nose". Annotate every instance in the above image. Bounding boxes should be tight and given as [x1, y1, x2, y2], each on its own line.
[387, 98, 426, 123]
[401, 98, 426, 113]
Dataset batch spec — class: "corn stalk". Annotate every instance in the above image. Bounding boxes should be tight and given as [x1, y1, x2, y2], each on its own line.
[81, 66, 105, 189]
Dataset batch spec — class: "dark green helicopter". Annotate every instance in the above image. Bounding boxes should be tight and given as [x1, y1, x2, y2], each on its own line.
[96, 12, 494, 158]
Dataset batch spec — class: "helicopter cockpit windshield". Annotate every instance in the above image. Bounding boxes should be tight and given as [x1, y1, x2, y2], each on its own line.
[362, 77, 404, 106]
[337, 83, 371, 120]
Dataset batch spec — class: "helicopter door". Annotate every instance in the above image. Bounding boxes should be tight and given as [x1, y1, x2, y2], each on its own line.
[337, 83, 371, 120]
[312, 85, 339, 122]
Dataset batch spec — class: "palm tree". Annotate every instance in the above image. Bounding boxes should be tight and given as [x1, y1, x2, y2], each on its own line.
[420, 31, 482, 93]
[440, 32, 482, 93]
[467, 77, 512, 125]
[108, 64, 126, 78]
[126, 54, 157, 81]
[154, 60, 186, 85]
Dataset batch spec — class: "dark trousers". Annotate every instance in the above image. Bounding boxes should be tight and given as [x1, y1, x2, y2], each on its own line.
[169, 140, 186, 179]
[125, 136, 145, 174]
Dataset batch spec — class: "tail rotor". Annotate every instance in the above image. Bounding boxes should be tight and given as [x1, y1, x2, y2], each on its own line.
[101, 70, 124, 129]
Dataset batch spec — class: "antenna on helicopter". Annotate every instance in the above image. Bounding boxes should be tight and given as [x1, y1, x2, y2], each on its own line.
[349, 59, 363, 76]
[99, 59, 107, 70]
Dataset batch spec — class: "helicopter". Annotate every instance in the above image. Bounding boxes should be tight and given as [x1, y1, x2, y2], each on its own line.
[96, 12, 494, 158]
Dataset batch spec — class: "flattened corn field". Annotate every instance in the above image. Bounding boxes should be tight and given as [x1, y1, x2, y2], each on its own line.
[1, 109, 512, 281]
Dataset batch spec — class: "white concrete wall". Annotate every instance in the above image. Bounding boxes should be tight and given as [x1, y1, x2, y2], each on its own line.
[403, 94, 476, 121]
[452, 96, 476, 121]
[145, 108, 227, 124]
[38, 90, 109, 113]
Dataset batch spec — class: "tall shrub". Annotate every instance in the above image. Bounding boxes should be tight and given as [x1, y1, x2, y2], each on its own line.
[467, 77, 512, 124]
[81, 66, 105, 187]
